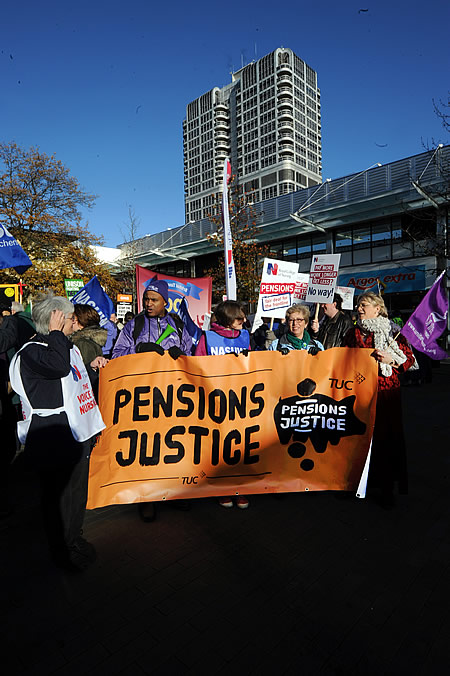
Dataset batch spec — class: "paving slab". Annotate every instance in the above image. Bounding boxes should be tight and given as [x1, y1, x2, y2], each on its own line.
[2, 363, 450, 675]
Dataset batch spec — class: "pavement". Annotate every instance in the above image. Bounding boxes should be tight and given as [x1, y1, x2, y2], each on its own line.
[2, 362, 450, 676]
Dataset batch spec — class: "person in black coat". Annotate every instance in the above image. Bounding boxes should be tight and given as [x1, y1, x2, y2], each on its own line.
[310, 293, 353, 349]
[9, 294, 107, 572]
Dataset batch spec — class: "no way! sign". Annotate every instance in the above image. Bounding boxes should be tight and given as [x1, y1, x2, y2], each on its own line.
[305, 254, 341, 303]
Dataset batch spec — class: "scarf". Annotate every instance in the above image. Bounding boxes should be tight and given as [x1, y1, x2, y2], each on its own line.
[287, 329, 311, 351]
[357, 316, 407, 377]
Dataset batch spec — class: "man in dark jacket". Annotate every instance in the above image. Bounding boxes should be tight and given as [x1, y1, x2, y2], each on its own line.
[0, 302, 36, 516]
[0, 302, 36, 357]
[309, 293, 353, 349]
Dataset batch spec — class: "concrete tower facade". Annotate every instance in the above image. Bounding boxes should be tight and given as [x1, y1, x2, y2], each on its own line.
[183, 47, 322, 223]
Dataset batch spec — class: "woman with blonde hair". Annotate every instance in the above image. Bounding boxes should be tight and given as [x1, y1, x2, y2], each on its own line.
[343, 291, 415, 507]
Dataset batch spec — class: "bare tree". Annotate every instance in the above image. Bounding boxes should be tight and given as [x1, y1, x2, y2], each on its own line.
[118, 205, 141, 310]
[433, 93, 450, 134]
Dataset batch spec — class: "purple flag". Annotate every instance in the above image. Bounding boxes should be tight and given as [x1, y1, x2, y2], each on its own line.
[401, 271, 448, 360]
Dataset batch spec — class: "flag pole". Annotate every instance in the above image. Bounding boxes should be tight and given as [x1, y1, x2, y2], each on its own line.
[222, 158, 237, 300]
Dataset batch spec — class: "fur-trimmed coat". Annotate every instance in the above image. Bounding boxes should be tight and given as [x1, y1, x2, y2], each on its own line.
[70, 325, 107, 365]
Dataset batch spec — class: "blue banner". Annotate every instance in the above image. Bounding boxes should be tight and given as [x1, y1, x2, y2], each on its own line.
[338, 265, 426, 294]
[0, 224, 32, 273]
[71, 276, 114, 327]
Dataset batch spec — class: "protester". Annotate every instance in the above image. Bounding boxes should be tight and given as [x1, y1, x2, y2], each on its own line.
[195, 300, 250, 357]
[309, 293, 353, 349]
[123, 311, 134, 324]
[70, 305, 108, 398]
[269, 304, 323, 354]
[0, 301, 35, 356]
[251, 317, 277, 351]
[0, 300, 36, 516]
[116, 311, 135, 331]
[71, 304, 108, 364]
[102, 313, 119, 358]
[9, 294, 107, 571]
[343, 291, 415, 508]
[196, 300, 251, 508]
[113, 279, 192, 358]
[112, 279, 193, 522]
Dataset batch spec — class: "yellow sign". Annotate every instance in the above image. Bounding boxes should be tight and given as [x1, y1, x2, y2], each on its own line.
[0, 284, 19, 302]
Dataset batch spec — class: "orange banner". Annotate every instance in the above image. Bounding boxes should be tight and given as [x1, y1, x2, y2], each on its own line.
[87, 348, 378, 509]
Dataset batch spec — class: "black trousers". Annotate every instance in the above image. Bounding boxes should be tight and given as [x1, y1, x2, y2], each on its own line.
[37, 441, 91, 555]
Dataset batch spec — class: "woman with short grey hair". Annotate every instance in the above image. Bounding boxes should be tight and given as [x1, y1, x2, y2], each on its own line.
[9, 293, 107, 572]
[31, 294, 74, 334]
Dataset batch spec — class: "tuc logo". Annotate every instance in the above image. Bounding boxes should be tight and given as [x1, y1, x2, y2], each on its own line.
[273, 378, 366, 472]
[329, 378, 353, 391]
[267, 262, 278, 275]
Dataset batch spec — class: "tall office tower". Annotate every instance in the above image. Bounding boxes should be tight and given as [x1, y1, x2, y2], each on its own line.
[183, 47, 322, 224]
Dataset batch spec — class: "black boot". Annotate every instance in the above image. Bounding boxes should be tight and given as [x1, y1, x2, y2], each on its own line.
[138, 502, 157, 522]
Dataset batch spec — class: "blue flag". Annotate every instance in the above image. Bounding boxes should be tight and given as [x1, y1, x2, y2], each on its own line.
[71, 275, 117, 355]
[0, 223, 32, 273]
[71, 276, 114, 328]
[177, 296, 202, 347]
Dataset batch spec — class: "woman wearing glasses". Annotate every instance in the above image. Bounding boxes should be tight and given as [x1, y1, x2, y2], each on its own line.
[195, 300, 251, 508]
[269, 304, 323, 355]
[343, 292, 415, 508]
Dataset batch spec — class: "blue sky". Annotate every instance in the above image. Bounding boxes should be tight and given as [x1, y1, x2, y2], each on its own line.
[1, 0, 449, 247]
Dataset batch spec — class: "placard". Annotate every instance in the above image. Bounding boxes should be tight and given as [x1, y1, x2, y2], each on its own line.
[306, 254, 341, 303]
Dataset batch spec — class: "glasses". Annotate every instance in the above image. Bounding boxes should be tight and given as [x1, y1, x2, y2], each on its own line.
[288, 318, 306, 324]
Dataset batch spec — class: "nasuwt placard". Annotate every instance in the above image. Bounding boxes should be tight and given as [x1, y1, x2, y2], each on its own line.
[86, 348, 378, 509]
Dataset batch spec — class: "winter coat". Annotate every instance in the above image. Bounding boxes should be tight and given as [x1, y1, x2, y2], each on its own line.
[268, 332, 324, 353]
[112, 312, 192, 357]
[311, 311, 353, 349]
[70, 325, 107, 365]
[0, 312, 35, 359]
[9, 331, 102, 467]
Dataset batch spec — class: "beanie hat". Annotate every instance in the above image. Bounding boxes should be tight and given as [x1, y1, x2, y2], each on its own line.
[143, 278, 169, 304]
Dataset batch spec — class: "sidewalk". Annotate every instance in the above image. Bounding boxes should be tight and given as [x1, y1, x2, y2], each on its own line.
[2, 363, 450, 675]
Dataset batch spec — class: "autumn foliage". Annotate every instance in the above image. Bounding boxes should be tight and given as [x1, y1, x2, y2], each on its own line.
[0, 142, 119, 299]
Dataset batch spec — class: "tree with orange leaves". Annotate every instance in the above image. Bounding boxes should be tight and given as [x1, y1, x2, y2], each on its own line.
[0, 142, 119, 299]
[206, 174, 269, 306]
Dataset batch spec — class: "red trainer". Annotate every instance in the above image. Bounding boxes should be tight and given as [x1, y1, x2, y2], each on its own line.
[236, 496, 249, 509]
[219, 497, 233, 508]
